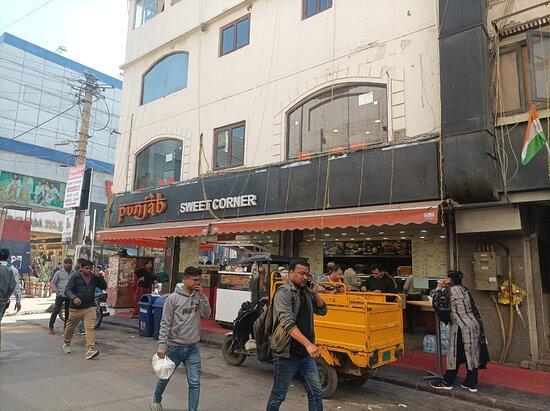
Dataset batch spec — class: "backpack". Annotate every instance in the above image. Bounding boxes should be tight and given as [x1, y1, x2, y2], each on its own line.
[253, 299, 276, 362]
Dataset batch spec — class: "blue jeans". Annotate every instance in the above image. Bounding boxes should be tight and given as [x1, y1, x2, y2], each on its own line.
[153, 343, 201, 410]
[267, 355, 323, 411]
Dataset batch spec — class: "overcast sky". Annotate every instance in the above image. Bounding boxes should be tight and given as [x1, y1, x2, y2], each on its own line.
[0, 0, 128, 78]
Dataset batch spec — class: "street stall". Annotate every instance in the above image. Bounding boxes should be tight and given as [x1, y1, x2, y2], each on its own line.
[214, 254, 293, 326]
[106, 254, 155, 308]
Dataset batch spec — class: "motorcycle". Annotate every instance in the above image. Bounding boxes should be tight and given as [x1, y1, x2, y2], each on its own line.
[58, 288, 110, 329]
[222, 298, 267, 366]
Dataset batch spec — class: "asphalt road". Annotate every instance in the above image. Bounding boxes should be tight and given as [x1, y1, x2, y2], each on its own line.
[0, 314, 496, 411]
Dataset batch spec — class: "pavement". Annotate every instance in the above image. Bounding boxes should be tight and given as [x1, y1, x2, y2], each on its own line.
[3, 297, 549, 410]
[1, 314, 492, 411]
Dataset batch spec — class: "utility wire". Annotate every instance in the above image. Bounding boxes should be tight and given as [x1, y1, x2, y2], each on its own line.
[0, 0, 56, 32]
[0, 102, 78, 148]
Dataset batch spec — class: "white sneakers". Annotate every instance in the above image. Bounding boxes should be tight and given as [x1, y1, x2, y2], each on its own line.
[63, 344, 99, 360]
[150, 402, 163, 411]
[86, 349, 100, 360]
[460, 384, 478, 393]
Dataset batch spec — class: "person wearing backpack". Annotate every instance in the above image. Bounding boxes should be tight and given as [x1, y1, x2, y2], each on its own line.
[266, 258, 327, 411]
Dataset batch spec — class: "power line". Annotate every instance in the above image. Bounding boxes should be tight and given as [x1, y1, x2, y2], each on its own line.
[0, 0, 57, 32]
[0, 102, 79, 148]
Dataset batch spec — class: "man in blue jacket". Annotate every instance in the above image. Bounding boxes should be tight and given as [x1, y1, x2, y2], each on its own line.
[63, 260, 107, 359]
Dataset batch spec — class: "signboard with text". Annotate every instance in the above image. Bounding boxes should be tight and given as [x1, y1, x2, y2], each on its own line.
[109, 145, 441, 228]
[61, 209, 77, 243]
[63, 166, 85, 208]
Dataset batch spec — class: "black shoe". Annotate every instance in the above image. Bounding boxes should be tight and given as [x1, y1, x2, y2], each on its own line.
[460, 384, 478, 393]
[430, 380, 452, 390]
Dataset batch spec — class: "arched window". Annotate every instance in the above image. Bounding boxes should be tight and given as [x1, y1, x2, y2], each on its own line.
[141, 53, 189, 105]
[134, 139, 182, 190]
[287, 84, 388, 158]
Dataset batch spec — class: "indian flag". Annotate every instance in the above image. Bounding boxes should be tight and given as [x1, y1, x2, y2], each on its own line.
[521, 105, 548, 165]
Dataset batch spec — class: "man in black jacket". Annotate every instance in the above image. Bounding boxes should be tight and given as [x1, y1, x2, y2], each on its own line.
[365, 263, 397, 294]
[63, 260, 107, 359]
[267, 259, 327, 411]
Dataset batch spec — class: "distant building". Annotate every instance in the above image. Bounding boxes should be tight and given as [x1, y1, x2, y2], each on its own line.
[0, 32, 122, 265]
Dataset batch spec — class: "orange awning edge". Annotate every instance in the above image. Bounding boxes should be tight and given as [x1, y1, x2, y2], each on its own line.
[96, 200, 441, 245]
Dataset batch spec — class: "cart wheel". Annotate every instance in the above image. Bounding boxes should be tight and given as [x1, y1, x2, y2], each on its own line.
[344, 374, 370, 387]
[222, 335, 246, 366]
[316, 358, 338, 398]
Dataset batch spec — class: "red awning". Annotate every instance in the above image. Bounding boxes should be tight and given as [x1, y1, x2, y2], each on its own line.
[97, 200, 442, 246]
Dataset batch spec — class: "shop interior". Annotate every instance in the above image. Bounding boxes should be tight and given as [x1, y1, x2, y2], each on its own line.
[302, 223, 449, 349]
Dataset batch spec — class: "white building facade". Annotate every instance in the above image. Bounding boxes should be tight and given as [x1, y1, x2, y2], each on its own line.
[114, 0, 441, 192]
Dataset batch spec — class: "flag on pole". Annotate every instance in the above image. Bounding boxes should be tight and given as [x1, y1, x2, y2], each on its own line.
[521, 105, 548, 165]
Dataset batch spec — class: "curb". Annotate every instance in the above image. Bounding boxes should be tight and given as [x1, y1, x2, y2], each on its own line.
[370, 373, 541, 411]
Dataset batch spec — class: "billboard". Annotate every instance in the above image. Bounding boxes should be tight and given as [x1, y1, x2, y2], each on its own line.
[0, 171, 66, 210]
[63, 165, 85, 208]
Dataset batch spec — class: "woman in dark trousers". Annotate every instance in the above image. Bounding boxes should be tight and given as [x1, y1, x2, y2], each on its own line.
[430, 270, 489, 392]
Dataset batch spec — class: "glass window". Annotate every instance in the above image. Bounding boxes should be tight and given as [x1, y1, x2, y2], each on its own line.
[303, 0, 332, 19]
[214, 122, 246, 169]
[141, 53, 189, 105]
[236, 18, 250, 48]
[287, 84, 388, 158]
[498, 50, 522, 113]
[134, 139, 182, 190]
[135, 0, 157, 28]
[528, 31, 550, 101]
[221, 26, 235, 55]
[220, 15, 250, 56]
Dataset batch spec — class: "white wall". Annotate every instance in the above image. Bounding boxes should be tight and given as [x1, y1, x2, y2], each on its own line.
[113, 0, 441, 193]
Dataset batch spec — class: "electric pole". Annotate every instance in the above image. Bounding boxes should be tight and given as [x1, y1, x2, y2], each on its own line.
[69, 73, 101, 259]
[75, 73, 98, 166]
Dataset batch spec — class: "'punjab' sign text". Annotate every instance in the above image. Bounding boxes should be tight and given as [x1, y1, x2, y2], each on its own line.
[118, 193, 167, 223]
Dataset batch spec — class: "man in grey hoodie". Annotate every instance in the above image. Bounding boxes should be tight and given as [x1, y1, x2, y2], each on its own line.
[151, 266, 211, 411]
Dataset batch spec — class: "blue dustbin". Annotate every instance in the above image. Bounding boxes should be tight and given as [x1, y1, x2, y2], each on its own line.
[138, 294, 158, 337]
[153, 297, 165, 338]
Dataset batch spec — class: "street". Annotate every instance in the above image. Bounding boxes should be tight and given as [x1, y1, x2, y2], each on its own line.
[0, 313, 494, 411]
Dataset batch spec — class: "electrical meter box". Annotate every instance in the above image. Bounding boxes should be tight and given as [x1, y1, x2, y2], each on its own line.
[473, 251, 503, 291]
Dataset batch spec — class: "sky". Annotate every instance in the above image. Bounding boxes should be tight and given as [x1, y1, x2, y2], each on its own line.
[0, 0, 128, 78]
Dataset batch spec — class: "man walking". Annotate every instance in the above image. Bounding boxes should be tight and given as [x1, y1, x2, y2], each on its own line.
[1, 248, 20, 348]
[63, 260, 107, 359]
[49, 258, 72, 334]
[71, 258, 87, 335]
[151, 266, 211, 411]
[267, 258, 327, 411]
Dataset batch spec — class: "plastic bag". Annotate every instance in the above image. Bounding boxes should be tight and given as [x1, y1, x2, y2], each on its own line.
[152, 354, 176, 380]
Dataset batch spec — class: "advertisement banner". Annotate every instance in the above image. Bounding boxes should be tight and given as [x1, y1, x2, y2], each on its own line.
[63, 165, 85, 208]
[0, 171, 66, 210]
[61, 209, 77, 243]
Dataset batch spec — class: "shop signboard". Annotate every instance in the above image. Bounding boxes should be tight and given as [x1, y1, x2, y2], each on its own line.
[0, 171, 66, 210]
[63, 165, 85, 208]
[109, 144, 441, 228]
[61, 210, 77, 243]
